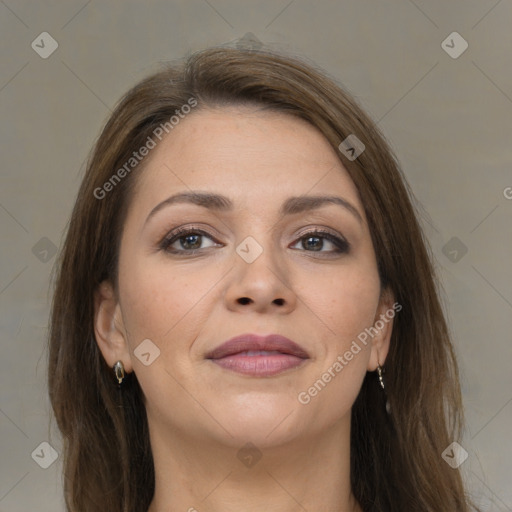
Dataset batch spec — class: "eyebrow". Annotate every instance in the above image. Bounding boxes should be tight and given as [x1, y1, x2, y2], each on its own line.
[144, 191, 363, 225]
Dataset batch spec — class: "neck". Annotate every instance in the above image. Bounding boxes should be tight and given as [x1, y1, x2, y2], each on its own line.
[147, 415, 361, 512]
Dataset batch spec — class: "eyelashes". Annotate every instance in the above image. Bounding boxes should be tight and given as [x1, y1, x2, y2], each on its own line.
[159, 227, 220, 254]
[159, 225, 350, 257]
[292, 230, 350, 254]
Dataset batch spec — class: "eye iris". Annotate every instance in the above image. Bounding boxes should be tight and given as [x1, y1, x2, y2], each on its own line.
[181, 234, 201, 250]
[303, 236, 323, 251]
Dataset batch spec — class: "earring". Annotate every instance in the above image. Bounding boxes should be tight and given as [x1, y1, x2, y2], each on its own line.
[376, 364, 385, 390]
[113, 360, 125, 385]
[377, 364, 391, 414]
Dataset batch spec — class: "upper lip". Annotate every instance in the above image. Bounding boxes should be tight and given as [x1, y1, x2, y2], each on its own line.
[206, 333, 310, 359]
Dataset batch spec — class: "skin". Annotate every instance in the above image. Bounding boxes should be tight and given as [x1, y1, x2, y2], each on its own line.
[94, 106, 394, 512]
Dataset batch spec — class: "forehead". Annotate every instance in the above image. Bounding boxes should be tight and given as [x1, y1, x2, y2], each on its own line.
[127, 106, 362, 216]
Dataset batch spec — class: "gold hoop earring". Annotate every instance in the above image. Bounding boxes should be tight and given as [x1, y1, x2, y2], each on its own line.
[113, 361, 125, 385]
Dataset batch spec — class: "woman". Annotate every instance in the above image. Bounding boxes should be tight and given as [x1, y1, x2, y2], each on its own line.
[48, 46, 478, 511]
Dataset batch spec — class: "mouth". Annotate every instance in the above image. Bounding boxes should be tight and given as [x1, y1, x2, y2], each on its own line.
[205, 333, 310, 377]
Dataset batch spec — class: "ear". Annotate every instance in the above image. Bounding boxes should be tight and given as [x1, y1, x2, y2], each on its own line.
[367, 288, 397, 371]
[93, 280, 133, 373]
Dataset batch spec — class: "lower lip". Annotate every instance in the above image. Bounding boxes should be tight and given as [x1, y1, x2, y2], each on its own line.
[210, 353, 307, 376]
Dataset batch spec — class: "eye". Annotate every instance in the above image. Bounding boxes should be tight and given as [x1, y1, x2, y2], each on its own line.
[159, 226, 349, 256]
[290, 229, 350, 254]
[159, 227, 221, 255]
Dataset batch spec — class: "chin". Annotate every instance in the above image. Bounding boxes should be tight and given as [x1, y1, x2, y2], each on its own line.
[211, 398, 305, 447]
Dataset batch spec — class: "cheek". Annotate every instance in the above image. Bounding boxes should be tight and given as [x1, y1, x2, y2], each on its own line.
[296, 271, 378, 424]
[296, 261, 381, 345]
[117, 253, 234, 408]
[118, 251, 218, 344]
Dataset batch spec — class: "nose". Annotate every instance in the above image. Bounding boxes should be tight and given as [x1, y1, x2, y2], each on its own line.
[224, 239, 297, 314]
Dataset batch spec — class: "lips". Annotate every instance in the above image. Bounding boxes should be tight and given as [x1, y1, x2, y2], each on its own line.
[205, 333, 309, 377]
[206, 333, 310, 360]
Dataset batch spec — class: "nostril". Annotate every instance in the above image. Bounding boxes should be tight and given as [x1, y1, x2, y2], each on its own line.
[235, 297, 285, 306]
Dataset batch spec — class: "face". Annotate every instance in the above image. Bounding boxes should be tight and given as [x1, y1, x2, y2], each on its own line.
[96, 106, 393, 450]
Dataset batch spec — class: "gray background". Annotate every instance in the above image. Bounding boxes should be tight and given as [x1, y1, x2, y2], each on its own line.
[1, 1, 511, 510]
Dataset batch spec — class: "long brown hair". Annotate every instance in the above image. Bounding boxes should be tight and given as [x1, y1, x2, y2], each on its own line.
[48, 46, 477, 511]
